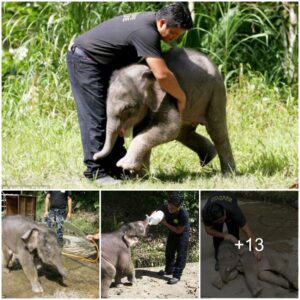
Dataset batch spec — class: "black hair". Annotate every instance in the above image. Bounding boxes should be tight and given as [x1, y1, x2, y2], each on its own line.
[205, 202, 224, 223]
[168, 192, 184, 207]
[156, 3, 193, 30]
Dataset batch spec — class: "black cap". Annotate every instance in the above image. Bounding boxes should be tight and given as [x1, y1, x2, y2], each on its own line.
[168, 192, 183, 206]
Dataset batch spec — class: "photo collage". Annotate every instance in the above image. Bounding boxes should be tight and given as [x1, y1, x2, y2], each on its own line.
[2, 1, 298, 299]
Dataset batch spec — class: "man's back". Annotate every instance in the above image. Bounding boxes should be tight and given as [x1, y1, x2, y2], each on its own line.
[74, 12, 162, 66]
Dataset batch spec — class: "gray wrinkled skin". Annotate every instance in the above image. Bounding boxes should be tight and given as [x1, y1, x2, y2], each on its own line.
[93, 48, 235, 175]
[214, 240, 298, 297]
[2, 215, 67, 293]
[101, 217, 149, 298]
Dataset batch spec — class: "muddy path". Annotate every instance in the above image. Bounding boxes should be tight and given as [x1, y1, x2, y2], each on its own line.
[2, 255, 99, 298]
[107, 262, 199, 298]
[201, 200, 298, 298]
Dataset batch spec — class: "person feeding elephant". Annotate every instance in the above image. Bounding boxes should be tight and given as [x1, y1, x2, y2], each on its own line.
[152, 192, 190, 285]
[202, 192, 261, 271]
[66, 3, 193, 184]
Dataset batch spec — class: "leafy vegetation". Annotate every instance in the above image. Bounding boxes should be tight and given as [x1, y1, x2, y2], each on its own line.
[2, 2, 298, 188]
[2, 191, 99, 233]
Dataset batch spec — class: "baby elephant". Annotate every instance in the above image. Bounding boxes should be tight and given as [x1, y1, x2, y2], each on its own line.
[213, 240, 298, 297]
[101, 217, 149, 298]
[2, 215, 67, 293]
[94, 48, 235, 175]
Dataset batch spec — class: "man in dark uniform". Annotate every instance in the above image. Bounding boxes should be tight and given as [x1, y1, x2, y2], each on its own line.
[44, 191, 72, 246]
[158, 192, 190, 284]
[66, 3, 193, 184]
[202, 192, 260, 270]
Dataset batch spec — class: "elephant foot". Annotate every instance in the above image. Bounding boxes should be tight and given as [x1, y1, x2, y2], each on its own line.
[101, 292, 109, 298]
[115, 283, 122, 288]
[251, 286, 262, 298]
[3, 267, 10, 273]
[212, 276, 224, 289]
[31, 283, 44, 293]
[127, 275, 136, 285]
[116, 156, 141, 171]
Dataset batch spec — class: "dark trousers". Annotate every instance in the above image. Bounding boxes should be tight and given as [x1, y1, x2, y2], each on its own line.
[165, 232, 189, 279]
[213, 220, 240, 260]
[66, 48, 126, 179]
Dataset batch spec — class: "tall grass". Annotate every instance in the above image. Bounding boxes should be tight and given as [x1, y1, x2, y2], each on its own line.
[2, 2, 298, 188]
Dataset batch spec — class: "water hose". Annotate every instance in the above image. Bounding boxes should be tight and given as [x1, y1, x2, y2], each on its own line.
[62, 239, 99, 264]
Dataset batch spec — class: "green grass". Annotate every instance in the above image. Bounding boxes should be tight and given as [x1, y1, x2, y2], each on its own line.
[3, 72, 297, 189]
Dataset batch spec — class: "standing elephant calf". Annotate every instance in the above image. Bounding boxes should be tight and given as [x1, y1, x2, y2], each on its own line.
[94, 48, 235, 174]
[101, 217, 149, 298]
[2, 215, 67, 293]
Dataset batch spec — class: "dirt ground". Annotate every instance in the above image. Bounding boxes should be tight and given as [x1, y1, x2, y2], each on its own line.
[2, 255, 99, 298]
[201, 200, 298, 298]
[107, 262, 199, 298]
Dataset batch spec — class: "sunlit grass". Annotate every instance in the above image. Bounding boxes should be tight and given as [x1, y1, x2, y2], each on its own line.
[3, 72, 297, 189]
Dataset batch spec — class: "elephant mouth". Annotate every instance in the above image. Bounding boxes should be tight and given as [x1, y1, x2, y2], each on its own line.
[118, 128, 126, 137]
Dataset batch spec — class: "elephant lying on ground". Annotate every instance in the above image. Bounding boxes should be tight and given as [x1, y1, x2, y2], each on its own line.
[93, 48, 235, 175]
[2, 215, 67, 293]
[213, 240, 298, 297]
[101, 217, 149, 298]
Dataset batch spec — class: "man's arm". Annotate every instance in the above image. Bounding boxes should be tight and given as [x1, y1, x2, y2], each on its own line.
[161, 218, 185, 234]
[204, 225, 238, 243]
[241, 223, 257, 249]
[67, 196, 72, 220]
[145, 57, 186, 114]
[241, 223, 262, 260]
[44, 193, 50, 218]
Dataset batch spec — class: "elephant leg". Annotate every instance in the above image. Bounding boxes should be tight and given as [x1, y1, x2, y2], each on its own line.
[2, 245, 13, 273]
[240, 253, 262, 297]
[114, 269, 123, 287]
[267, 250, 298, 289]
[176, 125, 217, 166]
[206, 85, 236, 173]
[127, 261, 136, 284]
[274, 265, 298, 289]
[18, 251, 43, 293]
[117, 106, 180, 171]
[101, 257, 116, 298]
[135, 150, 151, 177]
[258, 271, 289, 289]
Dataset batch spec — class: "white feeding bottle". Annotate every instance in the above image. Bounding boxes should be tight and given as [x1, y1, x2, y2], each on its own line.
[148, 210, 164, 225]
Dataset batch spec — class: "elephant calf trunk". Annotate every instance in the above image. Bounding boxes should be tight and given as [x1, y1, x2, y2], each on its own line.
[93, 130, 119, 160]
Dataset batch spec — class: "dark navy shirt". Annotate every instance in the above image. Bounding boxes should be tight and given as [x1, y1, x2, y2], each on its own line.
[160, 204, 190, 235]
[47, 191, 72, 209]
[74, 12, 162, 67]
[202, 194, 246, 228]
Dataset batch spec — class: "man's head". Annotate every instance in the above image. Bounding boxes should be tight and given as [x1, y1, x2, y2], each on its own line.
[206, 202, 226, 224]
[156, 3, 193, 42]
[167, 192, 183, 213]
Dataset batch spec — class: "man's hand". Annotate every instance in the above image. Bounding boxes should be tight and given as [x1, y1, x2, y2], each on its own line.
[224, 234, 238, 243]
[66, 212, 71, 220]
[86, 235, 94, 241]
[145, 57, 186, 114]
[44, 211, 48, 219]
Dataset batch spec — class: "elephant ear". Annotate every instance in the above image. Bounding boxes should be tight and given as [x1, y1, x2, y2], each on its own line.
[21, 228, 39, 252]
[141, 70, 166, 112]
[123, 233, 138, 248]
